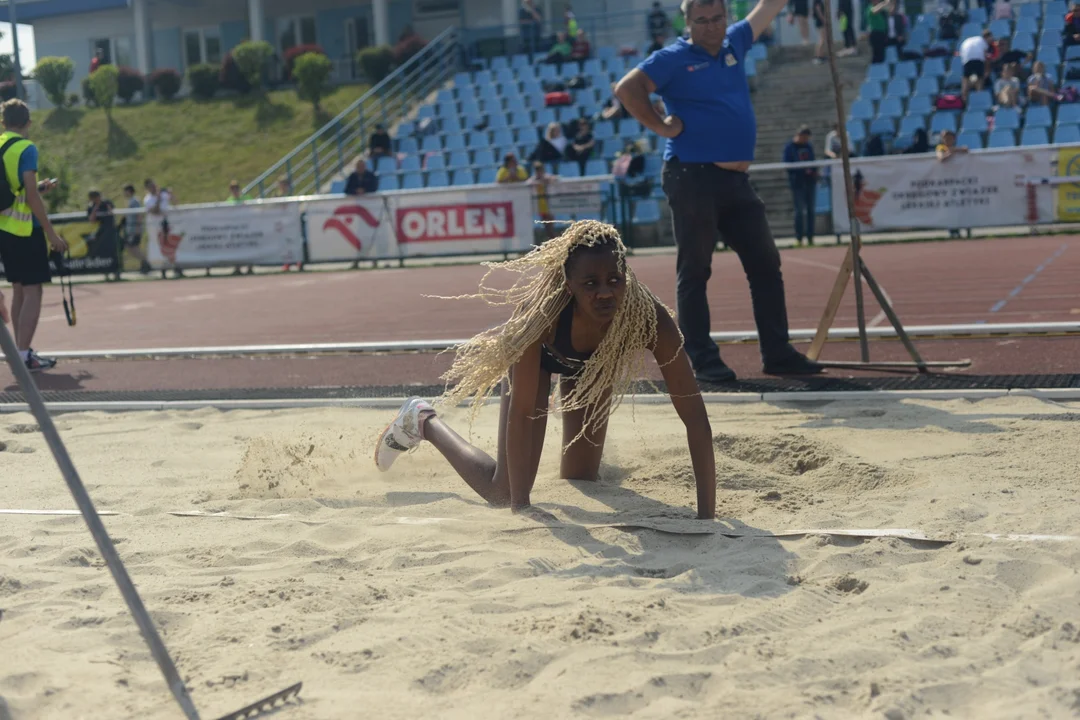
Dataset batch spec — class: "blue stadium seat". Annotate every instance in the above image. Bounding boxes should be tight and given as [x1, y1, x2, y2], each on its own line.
[1016, 17, 1039, 34]
[584, 159, 608, 176]
[421, 135, 442, 153]
[620, 120, 645, 138]
[814, 182, 831, 215]
[922, 57, 947, 78]
[330, 180, 345, 194]
[476, 167, 498, 184]
[1044, 14, 1065, 32]
[915, 77, 940, 95]
[442, 115, 463, 133]
[444, 134, 465, 152]
[1055, 124, 1080, 143]
[500, 82, 521, 98]
[899, 115, 926, 135]
[402, 172, 423, 189]
[510, 111, 533, 129]
[474, 148, 496, 166]
[644, 154, 663, 176]
[968, 6, 987, 24]
[425, 154, 446, 171]
[447, 151, 470, 169]
[478, 96, 500, 114]
[749, 44, 768, 61]
[878, 96, 904, 118]
[744, 57, 757, 78]
[427, 170, 449, 188]
[850, 99, 875, 121]
[988, 19, 1011, 38]
[957, 130, 984, 149]
[860, 80, 884, 101]
[487, 113, 509, 129]
[893, 61, 918, 80]
[994, 107, 1022, 129]
[594, 121, 616, 139]
[930, 112, 958, 133]
[598, 46, 618, 64]
[537, 64, 558, 81]
[1026, 105, 1053, 128]
[558, 162, 582, 178]
[474, 69, 493, 85]
[492, 128, 515, 146]
[943, 61, 963, 89]
[1021, 127, 1049, 145]
[988, 129, 1017, 147]
[511, 53, 530, 70]
[417, 104, 436, 120]
[868, 64, 890, 82]
[967, 91, 993, 111]
[460, 100, 480, 117]
[375, 156, 397, 174]
[582, 58, 603, 75]
[1039, 29, 1063, 48]
[451, 169, 475, 186]
[400, 155, 421, 173]
[379, 175, 401, 192]
[454, 72, 471, 88]
[1060, 105, 1080, 125]
[908, 94, 934, 115]
[490, 56, 509, 71]
[846, 119, 867, 144]
[495, 68, 515, 84]
[869, 116, 896, 137]
[1049, 0, 1068, 16]
[1037, 47, 1062, 66]
[535, 108, 557, 126]
[884, 46, 900, 65]
[1020, 2, 1041, 17]
[886, 78, 910, 97]
[399, 137, 419, 154]
[464, 131, 486, 150]
[632, 199, 661, 225]
[1012, 32, 1036, 53]
[436, 88, 455, 105]
[960, 22, 982, 40]
[961, 111, 988, 132]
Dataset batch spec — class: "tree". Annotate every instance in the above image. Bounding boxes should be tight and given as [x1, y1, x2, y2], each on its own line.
[232, 41, 273, 93]
[357, 46, 394, 84]
[187, 63, 220, 100]
[293, 52, 332, 112]
[33, 57, 75, 108]
[88, 64, 119, 116]
[38, 155, 71, 214]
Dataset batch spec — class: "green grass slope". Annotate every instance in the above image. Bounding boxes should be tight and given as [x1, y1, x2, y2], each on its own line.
[30, 84, 370, 212]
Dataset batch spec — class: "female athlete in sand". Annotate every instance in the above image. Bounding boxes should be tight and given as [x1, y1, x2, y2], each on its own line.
[374, 220, 716, 519]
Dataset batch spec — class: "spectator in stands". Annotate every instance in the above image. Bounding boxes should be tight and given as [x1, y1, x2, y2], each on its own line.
[824, 122, 844, 160]
[990, 37, 1028, 77]
[600, 83, 632, 122]
[529, 162, 558, 240]
[497, 153, 529, 183]
[936, 129, 969, 161]
[783, 126, 818, 247]
[1065, 3, 1080, 48]
[994, 63, 1022, 108]
[1027, 61, 1058, 106]
[369, 124, 392, 159]
[571, 29, 592, 62]
[812, 0, 827, 65]
[887, 4, 907, 51]
[959, 30, 993, 103]
[530, 122, 568, 164]
[648, 2, 671, 40]
[866, 0, 892, 64]
[120, 184, 151, 274]
[564, 119, 596, 173]
[837, 0, 858, 56]
[789, 0, 812, 46]
[344, 158, 378, 195]
[545, 31, 573, 65]
[993, 0, 1013, 20]
[648, 34, 666, 55]
[565, 3, 579, 35]
[863, 134, 886, 156]
[520, 0, 543, 54]
[904, 127, 931, 153]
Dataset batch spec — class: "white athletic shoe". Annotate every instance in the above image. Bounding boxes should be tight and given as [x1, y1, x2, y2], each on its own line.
[374, 397, 434, 472]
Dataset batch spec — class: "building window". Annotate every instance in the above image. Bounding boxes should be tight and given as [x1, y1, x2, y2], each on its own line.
[184, 27, 223, 67]
[90, 37, 133, 68]
[415, 0, 461, 15]
[277, 16, 317, 52]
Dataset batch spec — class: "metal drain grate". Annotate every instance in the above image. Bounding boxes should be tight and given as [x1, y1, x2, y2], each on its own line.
[0, 374, 1077, 405]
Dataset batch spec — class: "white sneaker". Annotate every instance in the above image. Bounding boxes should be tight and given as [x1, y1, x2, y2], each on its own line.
[374, 397, 434, 472]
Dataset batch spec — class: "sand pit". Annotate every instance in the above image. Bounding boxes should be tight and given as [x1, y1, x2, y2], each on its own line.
[2, 396, 1080, 718]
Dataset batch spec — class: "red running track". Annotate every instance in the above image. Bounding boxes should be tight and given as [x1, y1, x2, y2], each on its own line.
[3, 235, 1080, 392]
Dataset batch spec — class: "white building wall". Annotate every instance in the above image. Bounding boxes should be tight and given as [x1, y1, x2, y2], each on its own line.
[31, 9, 135, 106]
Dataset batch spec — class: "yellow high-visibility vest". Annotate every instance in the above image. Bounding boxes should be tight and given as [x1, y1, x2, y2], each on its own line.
[0, 131, 34, 237]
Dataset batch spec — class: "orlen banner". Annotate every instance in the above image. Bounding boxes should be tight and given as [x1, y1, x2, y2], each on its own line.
[305, 185, 534, 262]
[147, 202, 303, 269]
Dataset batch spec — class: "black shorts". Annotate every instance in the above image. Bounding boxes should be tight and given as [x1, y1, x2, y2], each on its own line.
[0, 226, 51, 286]
[962, 59, 985, 78]
[792, 0, 809, 16]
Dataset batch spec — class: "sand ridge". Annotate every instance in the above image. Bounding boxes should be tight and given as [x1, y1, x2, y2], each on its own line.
[1, 397, 1079, 718]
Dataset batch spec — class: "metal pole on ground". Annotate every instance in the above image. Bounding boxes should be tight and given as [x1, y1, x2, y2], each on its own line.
[0, 322, 202, 720]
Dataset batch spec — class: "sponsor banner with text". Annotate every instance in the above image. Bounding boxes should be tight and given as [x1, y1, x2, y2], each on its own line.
[830, 149, 1056, 232]
[305, 185, 534, 262]
[1055, 147, 1080, 221]
[147, 203, 303, 269]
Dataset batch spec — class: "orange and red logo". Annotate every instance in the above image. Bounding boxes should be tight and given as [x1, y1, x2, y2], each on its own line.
[396, 203, 514, 243]
[157, 227, 183, 263]
[322, 205, 381, 251]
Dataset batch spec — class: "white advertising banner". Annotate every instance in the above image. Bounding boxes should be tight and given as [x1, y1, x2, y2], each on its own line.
[305, 185, 535, 262]
[541, 180, 605, 218]
[830, 148, 1056, 232]
[148, 203, 303, 268]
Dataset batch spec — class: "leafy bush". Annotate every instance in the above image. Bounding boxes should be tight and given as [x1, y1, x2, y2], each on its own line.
[293, 52, 332, 111]
[232, 40, 273, 92]
[148, 68, 182, 101]
[393, 34, 428, 66]
[357, 46, 394, 84]
[81, 75, 96, 106]
[283, 44, 325, 79]
[187, 63, 220, 99]
[88, 65, 119, 114]
[33, 56, 75, 107]
[38, 155, 71, 214]
[0, 55, 14, 83]
[0, 81, 16, 102]
[67, 93, 80, 107]
[116, 66, 145, 103]
[219, 52, 251, 93]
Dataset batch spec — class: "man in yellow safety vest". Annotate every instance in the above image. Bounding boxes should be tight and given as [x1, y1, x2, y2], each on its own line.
[0, 99, 68, 372]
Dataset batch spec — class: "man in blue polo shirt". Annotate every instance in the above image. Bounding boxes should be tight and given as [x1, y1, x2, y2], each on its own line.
[614, 0, 823, 383]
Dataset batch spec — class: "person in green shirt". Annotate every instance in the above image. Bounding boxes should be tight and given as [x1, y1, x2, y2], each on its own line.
[225, 180, 253, 275]
[545, 31, 573, 65]
[866, 0, 891, 64]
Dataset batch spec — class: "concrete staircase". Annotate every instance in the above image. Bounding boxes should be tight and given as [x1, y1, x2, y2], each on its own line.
[749, 42, 870, 239]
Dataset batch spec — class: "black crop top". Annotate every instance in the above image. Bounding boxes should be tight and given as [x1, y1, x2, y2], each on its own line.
[540, 303, 593, 377]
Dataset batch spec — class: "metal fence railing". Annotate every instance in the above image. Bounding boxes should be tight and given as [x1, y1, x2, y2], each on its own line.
[243, 26, 463, 199]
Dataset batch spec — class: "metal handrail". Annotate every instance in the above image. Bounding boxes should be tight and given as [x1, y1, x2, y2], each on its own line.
[243, 26, 462, 198]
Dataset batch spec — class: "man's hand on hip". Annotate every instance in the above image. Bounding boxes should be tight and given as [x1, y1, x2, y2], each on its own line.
[659, 115, 685, 139]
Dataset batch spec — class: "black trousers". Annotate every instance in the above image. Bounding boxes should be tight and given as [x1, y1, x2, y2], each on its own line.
[661, 159, 793, 370]
[869, 30, 888, 63]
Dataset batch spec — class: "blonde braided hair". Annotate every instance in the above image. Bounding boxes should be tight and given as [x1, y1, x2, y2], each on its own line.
[435, 220, 681, 446]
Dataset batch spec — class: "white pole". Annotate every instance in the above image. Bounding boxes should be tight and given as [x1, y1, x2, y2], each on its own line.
[9, 0, 23, 100]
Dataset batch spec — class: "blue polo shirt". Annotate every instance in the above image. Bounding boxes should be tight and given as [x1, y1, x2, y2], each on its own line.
[637, 22, 756, 163]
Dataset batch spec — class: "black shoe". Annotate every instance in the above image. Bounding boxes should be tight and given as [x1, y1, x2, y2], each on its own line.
[763, 351, 825, 376]
[694, 358, 738, 385]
